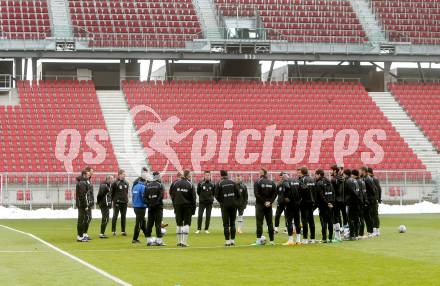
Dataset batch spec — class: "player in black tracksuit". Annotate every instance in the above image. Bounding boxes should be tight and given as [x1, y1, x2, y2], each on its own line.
[344, 169, 362, 240]
[352, 170, 367, 237]
[215, 170, 241, 246]
[110, 169, 129, 236]
[360, 167, 377, 236]
[97, 175, 114, 238]
[368, 167, 382, 236]
[315, 169, 335, 243]
[330, 165, 346, 241]
[170, 170, 196, 247]
[278, 172, 302, 245]
[82, 167, 94, 240]
[253, 169, 277, 245]
[236, 175, 248, 234]
[297, 167, 316, 243]
[274, 175, 288, 234]
[144, 172, 165, 246]
[196, 171, 215, 233]
[76, 170, 92, 242]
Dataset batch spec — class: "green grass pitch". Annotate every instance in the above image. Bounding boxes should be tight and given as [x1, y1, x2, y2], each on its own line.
[0, 214, 439, 286]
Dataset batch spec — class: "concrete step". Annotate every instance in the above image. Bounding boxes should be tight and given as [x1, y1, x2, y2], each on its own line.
[97, 90, 149, 176]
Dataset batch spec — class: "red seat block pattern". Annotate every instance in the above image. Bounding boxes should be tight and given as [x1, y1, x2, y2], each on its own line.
[214, 0, 367, 43]
[123, 80, 426, 173]
[69, 0, 202, 48]
[372, 0, 440, 44]
[390, 82, 440, 151]
[0, 80, 119, 173]
[0, 0, 51, 39]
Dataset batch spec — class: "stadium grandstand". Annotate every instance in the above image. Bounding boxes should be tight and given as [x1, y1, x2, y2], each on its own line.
[0, 0, 440, 210]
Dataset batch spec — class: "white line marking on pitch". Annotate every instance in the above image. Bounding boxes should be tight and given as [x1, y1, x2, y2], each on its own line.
[0, 225, 132, 286]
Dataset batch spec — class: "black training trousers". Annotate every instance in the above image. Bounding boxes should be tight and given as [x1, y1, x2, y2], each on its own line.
[334, 201, 347, 226]
[255, 204, 274, 241]
[274, 204, 286, 228]
[364, 204, 374, 234]
[146, 207, 164, 238]
[100, 206, 110, 234]
[197, 202, 213, 231]
[133, 208, 147, 240]
[370, 201, 379, 229]
[83, 207, 92, 234]
[285, 204, 301, 236]
[348, 205, 360, 238]
[319, 207, 334, 241]
[112, 202, 127, 233]
[300, 203, 315, 240]
[175, 205, 193, 226]
[359, 206, 367, 236]
[221, 206, 237, 240]
[77, 207, 88, 237]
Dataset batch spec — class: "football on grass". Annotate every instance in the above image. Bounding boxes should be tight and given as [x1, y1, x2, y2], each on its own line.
[398, 225, 407, 233]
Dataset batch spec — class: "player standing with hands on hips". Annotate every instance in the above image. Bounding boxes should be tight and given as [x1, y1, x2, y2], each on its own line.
[253, 169, 277, 246]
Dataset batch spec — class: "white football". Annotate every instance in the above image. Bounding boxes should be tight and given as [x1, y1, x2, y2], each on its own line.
[260, 235, 267, 245]
[398, 225, 407, 233]
[161, 228, 167, 236]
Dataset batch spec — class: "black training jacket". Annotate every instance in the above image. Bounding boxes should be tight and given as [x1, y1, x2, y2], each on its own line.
[298, 175, 316, 205]
[254, 176, 277, 206]
[197, 179, 215, 204]
[276, 180, 290, 205]
[237, 182, 248, 210]
[215, 177, 240, 208]
[345, 177, 362, 207]
[316, 177, 335, 209]
[144, 180, 164, 208]
[362, 175, 377, 204]
[97, 182, 112, 208]
[75, 176, 89, 209]
[110, 179, 129, 204]
[170, 178, 197, 209]
[331, 174, 344, 203]
[372, 176, 382, 203]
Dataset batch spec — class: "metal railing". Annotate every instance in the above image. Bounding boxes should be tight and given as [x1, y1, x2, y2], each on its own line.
[0, 170, 438, 210]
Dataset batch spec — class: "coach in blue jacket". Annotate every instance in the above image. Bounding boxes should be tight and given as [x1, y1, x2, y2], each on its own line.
[131, 169, 149, 244]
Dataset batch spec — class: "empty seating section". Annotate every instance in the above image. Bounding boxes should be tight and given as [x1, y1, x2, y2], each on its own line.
[68, 0, 202, 48]
[0, 80, 118, 174]
[123, 80, 425, 174]
[372, 0, 440, 44]
[390, 82, 440, 151]
[214, 0, 367, 43]
[0, 0, 51, 39]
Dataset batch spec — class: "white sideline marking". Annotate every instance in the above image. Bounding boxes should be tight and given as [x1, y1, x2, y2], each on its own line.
[0, 225, 132, 286]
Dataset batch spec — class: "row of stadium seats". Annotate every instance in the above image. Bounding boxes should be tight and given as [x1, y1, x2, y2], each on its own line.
[68, 0, 202, 48]
[372, 0, 440, 44]
[390, 82, 440, 152]
[123, 80, 426, 173]
[0, 0, 51, 39]
[0, 80, 119, 172]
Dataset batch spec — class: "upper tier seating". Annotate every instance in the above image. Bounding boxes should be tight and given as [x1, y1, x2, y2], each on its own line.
[214, 0, 367, 43]
[123, 80, 426, 176]
[0, 80, 119, 173]
[0, 0, 51, 39]
[68, 0, 202, 48]
[390, 82, 440, 151]
[372, 0, 440, 44]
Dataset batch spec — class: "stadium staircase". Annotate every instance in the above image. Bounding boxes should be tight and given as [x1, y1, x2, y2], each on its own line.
[369, 92, 440, 175]
[97, 90, 149, 176]
[347, 0, 386, 44]
[47, 0, 73, 38]
[193, 0, 222, 39]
